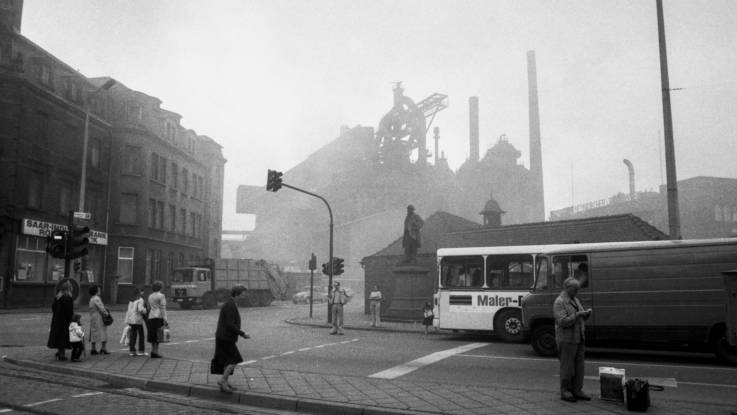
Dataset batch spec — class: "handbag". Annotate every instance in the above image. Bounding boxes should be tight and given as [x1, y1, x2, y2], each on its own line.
[157, 326, 171, 343]
[102, 310, 114, 326]
[625, 378, 650, 412]
[210, 358, 224, 374]
[599, 367, 625, 402]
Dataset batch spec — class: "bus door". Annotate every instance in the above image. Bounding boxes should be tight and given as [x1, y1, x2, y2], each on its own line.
[552, 255, 593, 341]
[438, 255, 487, 330]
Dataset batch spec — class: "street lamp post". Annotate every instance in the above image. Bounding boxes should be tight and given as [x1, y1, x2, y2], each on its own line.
[78, 79, 116, 213]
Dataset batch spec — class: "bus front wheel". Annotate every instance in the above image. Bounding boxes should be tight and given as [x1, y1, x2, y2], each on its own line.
[713, 326, 737, 365]
[494, 309, 524, 342]
[531, 324, 557, 357]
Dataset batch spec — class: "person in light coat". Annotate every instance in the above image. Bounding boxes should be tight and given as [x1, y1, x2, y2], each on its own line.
[368, 285, 382, 327]
[88, 285, 110, 355]
[147, 281, 168, 358]
[125, 287, 147, 356]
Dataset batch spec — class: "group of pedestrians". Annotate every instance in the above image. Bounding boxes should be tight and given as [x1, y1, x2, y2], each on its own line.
[47, 280, 168, 361]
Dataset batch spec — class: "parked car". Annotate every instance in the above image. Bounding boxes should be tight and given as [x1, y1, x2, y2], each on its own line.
[292, 287, 328, 304]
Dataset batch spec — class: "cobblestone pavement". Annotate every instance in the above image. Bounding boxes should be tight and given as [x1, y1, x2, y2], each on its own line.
[3, 344, 735, 415]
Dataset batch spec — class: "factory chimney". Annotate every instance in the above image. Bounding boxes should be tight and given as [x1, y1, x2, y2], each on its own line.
[623, 159, 635, 197]
[527, 50, 545, 221]
[0, 0, 23, 33]
[469, 96, 479, 162]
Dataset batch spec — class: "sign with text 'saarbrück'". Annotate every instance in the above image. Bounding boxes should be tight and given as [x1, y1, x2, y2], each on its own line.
[22, 218, 108, 245]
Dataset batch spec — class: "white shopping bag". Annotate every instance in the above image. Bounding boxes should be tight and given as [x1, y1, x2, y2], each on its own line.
[599, 367, 626, 402]
[119, 325, 130, 346]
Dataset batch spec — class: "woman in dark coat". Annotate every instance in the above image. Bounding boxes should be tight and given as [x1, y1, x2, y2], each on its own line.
[213, 285, 249, 393]
[47, 281, 74, 360]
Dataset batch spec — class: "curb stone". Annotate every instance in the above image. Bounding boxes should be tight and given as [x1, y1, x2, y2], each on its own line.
[2, 356, 433, 415]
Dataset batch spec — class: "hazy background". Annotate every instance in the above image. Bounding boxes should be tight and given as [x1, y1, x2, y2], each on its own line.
[22, 0, 737, 229]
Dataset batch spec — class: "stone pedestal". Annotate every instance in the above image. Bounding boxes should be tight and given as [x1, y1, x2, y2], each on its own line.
[383, 265, 432, 321]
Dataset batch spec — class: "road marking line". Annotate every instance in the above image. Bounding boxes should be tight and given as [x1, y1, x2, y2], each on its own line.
[281, 351, 295, 355]
[184, 340, 197, 343]
[20, 317, 41, 321]
[25, 398, 62, 407]
[369, 343, 488, 379]
[314, 345, 326, 348]
[0, 409, 13, 413]
[351, 338, 359, 342]
[679, 381, 737, 389]
[298, 347, 311, 351]
[203, 337, 215, 341]
[340, 341, 351, 344]
[459, 353, 737, 372]
[262, 355, 276, 360]
[72, 392, 105, 398]
[168, 342, 181, 345]
[237, 360, 257, 366]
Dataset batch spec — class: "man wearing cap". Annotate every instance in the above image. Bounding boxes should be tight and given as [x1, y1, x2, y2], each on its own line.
[402, 205, 424, 264]
[329, 281, 350, 335]
[554, 277, 592, 402]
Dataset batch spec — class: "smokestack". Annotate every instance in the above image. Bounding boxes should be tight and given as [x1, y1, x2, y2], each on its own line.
[433, 126, 440, 165]
[0, 0, 23, 33]
[623, 159, 635, 197]
[469, 96, 479, 162]
[527, 50, 545, 220]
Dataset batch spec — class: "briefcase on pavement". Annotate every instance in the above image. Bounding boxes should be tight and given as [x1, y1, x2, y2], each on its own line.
[157, 326, 171, 343]
[599, 367, 625, 402]
[625, 378, 650, 412]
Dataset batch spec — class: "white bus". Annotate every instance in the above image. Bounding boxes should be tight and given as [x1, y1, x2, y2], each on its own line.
[433, 245, 550, 341]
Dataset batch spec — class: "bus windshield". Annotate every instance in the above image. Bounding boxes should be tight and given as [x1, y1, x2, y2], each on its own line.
[172, 269, 192, 283]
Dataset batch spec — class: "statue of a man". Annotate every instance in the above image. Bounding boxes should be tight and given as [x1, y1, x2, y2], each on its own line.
[402, 205, 424, 264]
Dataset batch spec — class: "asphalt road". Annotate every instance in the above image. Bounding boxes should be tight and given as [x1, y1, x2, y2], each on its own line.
[3, 301, 737, 409]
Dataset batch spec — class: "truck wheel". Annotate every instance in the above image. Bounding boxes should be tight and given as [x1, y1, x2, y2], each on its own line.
[179, 301, 192, 310]
[713, 326, 737, 365]
[494, 309, 524, 343]
[202, 292, 217, 309]
[531, 323, 557, 357]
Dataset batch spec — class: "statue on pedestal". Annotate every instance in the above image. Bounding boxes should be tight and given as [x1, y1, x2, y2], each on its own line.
[402, 205, 424, 265]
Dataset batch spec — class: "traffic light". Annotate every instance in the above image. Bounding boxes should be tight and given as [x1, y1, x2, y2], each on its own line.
[266, 169, 283, 192]
[68, 225, 90, 259]
[308, 254, 316, 271]
[321, 262, 330, 275]
[46, 231, 67, 259]
[333, 257, 344, 276]
[73, 261, 81, 272]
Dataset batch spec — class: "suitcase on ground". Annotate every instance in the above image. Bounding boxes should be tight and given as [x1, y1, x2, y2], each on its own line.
[625, 378, 650, 412]
[599, 367, 625, 402]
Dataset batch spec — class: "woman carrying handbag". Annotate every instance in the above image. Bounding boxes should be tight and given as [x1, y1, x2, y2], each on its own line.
[212, 285, 249, 393]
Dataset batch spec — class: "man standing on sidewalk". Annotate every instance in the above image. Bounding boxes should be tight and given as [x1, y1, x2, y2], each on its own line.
[329, 282, 349, 335]
[554, 277, 592, 402]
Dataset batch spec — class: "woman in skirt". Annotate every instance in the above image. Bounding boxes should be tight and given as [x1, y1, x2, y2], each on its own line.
[213, 285, 249, 393]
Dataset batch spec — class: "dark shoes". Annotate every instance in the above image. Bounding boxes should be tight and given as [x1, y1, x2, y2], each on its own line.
[561, 391, 577, 402]
[150, 353, 162, 358]
[54, 353, 67, 361]
[90, 350, 98, 355]
[573, 393, 591, 401]
[99, 349, 110, 355]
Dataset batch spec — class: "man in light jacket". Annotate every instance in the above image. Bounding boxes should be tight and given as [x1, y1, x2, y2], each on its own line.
[554, 277, 592, 402]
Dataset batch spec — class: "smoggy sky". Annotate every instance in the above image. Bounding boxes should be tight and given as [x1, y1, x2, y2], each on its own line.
[21, 1, 737, 230]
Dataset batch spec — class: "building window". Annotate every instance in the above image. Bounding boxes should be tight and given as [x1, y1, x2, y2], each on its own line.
[14, 235, 46, 282]
[171, 162, 178, 189]
[34, 112, 50, 145]
[182, 168, 189, 194]
[180, 208, 187, 234]
[148, 199, 156, 228]
[37, 63, 52, 86]
[190, 212, 196, 237]
[192, 172, 198, 198]
[59, 182, 73, 215]
[179, 253, 185, 266]
[117, 247, 134, 284]
[150, 153, 159, 181]
[120, 193, 138, 224]
[145, 248, 152, 286]
[89, 137, 101, 169]
[169, 204, 176, 232]
[157, 201, 164, 229]
[167, 252, 174, 277]
[127, 103, 142, 122]
[153, 250, 162, 283]
[122, 145, 142, 175]
[27, 173, 42, 209]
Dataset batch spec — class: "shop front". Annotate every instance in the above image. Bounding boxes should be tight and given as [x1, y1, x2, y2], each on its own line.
[5, 218, 108, 307]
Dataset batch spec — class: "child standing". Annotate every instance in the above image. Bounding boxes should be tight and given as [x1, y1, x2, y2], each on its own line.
[125, 287, 147, 356]
[422, 301, 434, 335]
[69, 314, 85, 362]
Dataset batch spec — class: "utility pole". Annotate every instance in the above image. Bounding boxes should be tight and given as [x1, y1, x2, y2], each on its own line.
[656, 0, 681, 239]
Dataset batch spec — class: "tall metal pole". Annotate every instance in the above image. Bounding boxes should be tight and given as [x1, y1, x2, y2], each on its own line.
[656, 0, 681, 239]
[78, 109, 90, 212]
[281, 183, 334, 324]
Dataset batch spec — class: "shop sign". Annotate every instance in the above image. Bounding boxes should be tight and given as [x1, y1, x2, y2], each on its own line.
[22, 218, 108, 246]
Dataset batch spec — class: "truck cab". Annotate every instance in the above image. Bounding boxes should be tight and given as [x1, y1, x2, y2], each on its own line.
[170, 267, 217, 309]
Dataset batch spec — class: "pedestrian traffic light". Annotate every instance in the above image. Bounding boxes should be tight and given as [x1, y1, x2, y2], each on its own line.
[46, 230, 67, 259]
[333, 257, 344, 276]
[68, 225, 90, 259]
[73, 260, 81, 272]
[266, 169, 283, 192]
[321, 262, 330, 275]
[309, 254, 317, 271]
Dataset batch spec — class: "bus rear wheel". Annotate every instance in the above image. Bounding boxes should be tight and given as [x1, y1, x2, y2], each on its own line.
[531, 323, 557, 357]
[713, 326, 737, 365]
[494, 309, 524, 342]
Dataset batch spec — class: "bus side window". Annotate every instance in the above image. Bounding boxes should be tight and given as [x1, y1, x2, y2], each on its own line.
[535, 257, 549, 290]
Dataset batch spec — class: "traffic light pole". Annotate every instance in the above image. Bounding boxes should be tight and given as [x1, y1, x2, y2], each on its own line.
[64, 210, 74, 280]
[280, 183, 334, 324]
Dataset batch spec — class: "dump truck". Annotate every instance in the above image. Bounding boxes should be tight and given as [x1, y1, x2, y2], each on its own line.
[170, 258, 288, 309]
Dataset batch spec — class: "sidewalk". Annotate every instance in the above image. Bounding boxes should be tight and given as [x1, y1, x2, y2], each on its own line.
[4, 322, 735, 415]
